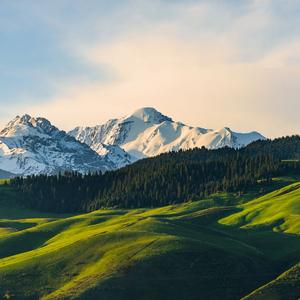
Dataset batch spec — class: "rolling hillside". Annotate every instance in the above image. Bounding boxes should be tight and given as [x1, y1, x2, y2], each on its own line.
[0, 180, 300, 299]
[220, 182, 300, 299]
[220, 182, 300, 234]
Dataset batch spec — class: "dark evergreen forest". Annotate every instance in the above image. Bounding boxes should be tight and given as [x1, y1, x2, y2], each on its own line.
[11, 136, 300, 213]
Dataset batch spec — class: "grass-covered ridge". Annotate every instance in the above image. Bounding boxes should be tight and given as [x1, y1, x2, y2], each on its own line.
[220, 182, 300, 234]
[0, 181, 300, 299]
[219, 182, 300, 299]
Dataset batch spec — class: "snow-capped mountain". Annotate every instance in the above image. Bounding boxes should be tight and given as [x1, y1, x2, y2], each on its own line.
[69, 107, 265, 160]
[0, 108, 265, 176]
[0, 115, 112, 175]
[0, 168, 14, 179]
[90, 143, 134, 169]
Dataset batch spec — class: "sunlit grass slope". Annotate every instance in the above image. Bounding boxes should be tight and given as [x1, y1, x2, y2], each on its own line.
[220, 182, 300, 234]
[219, 182, 300, 300]
[0, 180, 300, 299]
[0, 206, 269, 300]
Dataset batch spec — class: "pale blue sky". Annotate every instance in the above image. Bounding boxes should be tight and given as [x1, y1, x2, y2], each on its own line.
[1, 0, 300, 137]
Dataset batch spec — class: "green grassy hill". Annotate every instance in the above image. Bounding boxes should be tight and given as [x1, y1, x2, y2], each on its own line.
[220, 182, 300, 300]
[0, 180, 300, 299]
[220, 182, 300, 234]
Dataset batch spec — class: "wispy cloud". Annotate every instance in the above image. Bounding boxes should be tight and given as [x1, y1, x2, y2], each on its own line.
[1, 0, 300, 137]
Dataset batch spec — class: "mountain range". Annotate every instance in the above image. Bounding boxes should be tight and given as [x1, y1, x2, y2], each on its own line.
[70, 107, 265, 161]
[0, 107, 265, 175]
[0, 115, 112, 175]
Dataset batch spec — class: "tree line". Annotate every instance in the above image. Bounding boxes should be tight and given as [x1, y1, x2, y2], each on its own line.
[10, 135, 300, 213]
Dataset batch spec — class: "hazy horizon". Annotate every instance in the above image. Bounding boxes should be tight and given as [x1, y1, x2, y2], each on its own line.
[1, 0, 300, 138]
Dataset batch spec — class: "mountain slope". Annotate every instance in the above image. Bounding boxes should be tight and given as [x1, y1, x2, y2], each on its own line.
[220, 182, 300, 234]
[0, 190, 275, 300]
[0, 181, 300, 299]
[12, 135, 300, 213]
[90, 143, 135, 169]
[69, 107, 265, 160]
[0, 115, 112, 175]
[219, 183, 300, 300]
[0, 169, 15, 179]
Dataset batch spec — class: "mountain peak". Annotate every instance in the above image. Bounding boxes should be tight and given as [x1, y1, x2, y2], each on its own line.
[9, 114, 33, 126]
[129, 107, 172, 123]
[0, 115, 111, 175]
[69, 107, 265, 162]
[0, 114, 58, 138]
[35, 117, 56, 132]
[0, 114, 31, 136]
[19, 114, 32, 123]
[216, 127, 233, 135]
[15, 115, 52, 127]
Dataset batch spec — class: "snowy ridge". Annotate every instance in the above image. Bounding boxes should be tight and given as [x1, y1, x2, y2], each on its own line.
[0, 108, 265, 175]
[0, 115, 113, 175]
[91, 143, 135, 169]
[70, 107, 265, 160]
[0, 168, 15, 179]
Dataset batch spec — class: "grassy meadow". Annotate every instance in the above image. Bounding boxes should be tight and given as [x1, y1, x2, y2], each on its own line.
[0, 179, 299, 299]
